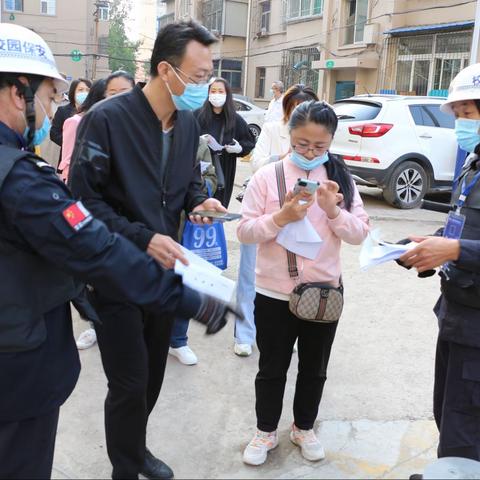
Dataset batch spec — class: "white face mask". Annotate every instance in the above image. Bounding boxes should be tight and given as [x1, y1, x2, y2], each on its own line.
[209, 93, 227, 108]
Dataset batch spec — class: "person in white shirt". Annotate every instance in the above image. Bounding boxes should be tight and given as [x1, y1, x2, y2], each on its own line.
[264, 81, 285, 123]
[234, 84, 319, 357]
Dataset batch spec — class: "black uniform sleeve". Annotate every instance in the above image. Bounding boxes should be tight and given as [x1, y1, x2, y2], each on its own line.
[235, 113, 256, 157]
[50, 106, 67, 147]
[456, 239, 480, 272]
[183, 120, 208, 212]
[69, 110, 156, 251]
[0, 161, 201, 318]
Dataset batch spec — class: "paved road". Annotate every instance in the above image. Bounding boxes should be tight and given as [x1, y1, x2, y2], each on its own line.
[53, 160, 447, 479]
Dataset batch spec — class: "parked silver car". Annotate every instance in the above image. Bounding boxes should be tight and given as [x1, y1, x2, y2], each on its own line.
[233, 95, 266, 140]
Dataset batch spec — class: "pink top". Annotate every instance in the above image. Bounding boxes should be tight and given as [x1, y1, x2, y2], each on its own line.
[58, 114, 82, 182]
[237, 157, 370, 295]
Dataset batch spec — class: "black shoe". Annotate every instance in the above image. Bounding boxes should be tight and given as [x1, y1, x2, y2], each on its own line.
[140, 449, 174, 480]
[409, 475, 423, 480]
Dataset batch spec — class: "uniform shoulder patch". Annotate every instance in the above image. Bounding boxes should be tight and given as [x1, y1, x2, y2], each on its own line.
[62, 201, 93, 232]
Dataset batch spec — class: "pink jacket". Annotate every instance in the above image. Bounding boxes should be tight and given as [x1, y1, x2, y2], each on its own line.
[58, 114, 82, 182]
[237, 157, 370, 295]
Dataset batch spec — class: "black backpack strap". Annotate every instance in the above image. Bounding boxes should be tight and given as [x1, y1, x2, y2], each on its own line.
[0, 145, 54, 190]
[0, 145, 33, 189]
[274, 161, 298, 279]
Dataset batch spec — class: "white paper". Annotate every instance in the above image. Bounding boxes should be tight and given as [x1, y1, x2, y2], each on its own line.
[200, 161, 210, 174]
[276, 217, 323, 260]
[359, 229, 418, 270]
[174, 247, 235, 303]
[206, 136, 224, 152]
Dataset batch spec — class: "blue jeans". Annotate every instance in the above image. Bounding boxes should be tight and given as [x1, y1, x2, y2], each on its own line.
[235, 242, 257, 345]
[170, 317, 189, 348]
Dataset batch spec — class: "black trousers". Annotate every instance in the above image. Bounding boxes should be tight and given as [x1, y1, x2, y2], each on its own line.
[0, 408, 59, 479]
[434, 336, 480, 460]
[91, 291, 175, 479]
[254, 294, 338, 432]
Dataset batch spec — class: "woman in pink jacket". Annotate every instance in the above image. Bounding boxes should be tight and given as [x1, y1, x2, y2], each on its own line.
[58, 79, 107, 182]
[237, 101, 370, 466]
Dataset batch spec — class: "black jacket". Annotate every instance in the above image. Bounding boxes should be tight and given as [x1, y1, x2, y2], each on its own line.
[435, 153, 480, 348]
[50, 103, 75, 147]
[69, 86, 208, 248]
[0, 121, 201, 421]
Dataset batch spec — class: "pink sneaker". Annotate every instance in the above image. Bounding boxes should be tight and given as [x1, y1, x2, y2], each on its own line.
[242, 429, 278, 465]
[290, 424, 325, 461]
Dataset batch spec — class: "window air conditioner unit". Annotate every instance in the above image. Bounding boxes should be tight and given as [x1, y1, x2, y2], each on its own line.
[363, 23, 379, 45]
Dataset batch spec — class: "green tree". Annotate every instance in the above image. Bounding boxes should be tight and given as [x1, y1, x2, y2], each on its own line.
[107, 0, 140, 76]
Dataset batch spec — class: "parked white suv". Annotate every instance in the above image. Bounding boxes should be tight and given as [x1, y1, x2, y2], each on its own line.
[233, 95, 266, 140]
[331, 95, 457, 208]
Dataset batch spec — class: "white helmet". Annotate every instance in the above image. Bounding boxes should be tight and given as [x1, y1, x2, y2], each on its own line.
[441, 63, 480, 114]
[0, 23, 68, 92]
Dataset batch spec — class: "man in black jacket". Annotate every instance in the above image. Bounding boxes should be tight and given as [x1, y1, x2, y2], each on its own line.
[0, 23, 233, 480]
[70, 21, 226, 479]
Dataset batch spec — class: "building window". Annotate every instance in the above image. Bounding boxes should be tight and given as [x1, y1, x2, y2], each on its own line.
[157, 13, 174, 31]
[344, 0, 368, 44]
[40, 0, 55, 15]
[380, 30, 472, 96]
[281, 46, 321, 93]
[259, 1, 271, 33]
[158, 12, 174, 31]
[179, 0, 191, 18]
[287, 0, 323, 21]
[220, 59, 243, 92]
[98, 35, 109, 55]
[255, 67, 266, 98]
[203, 0, 223, 34]
[4, 0, 23, 11]
[98, 3, 110, 21]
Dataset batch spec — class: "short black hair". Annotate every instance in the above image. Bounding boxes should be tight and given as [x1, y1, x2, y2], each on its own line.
[68, 77, 92, 106]
[106, 70, 135, 89]
[150, 20, 217, 77]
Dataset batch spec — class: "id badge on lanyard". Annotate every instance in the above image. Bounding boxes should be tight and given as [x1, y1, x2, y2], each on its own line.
[443, 170, 480, 239]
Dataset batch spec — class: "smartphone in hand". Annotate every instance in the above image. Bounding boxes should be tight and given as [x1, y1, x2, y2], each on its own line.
[293, 178, 319, 196]
[189, 210, 242, 222]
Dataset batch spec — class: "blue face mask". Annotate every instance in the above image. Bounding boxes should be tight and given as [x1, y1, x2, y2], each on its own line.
[75, 91, 89, 106]
[167, 66, 209, 111]
[454, 118, 480, 153]
[290, 150, 329, 171]
[24, 115, 51, 146]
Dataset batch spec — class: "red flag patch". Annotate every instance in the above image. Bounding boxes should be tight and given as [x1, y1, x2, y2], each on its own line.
[62, 201, 92, 232]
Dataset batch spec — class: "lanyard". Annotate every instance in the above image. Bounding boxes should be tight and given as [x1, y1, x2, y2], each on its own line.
[457, 170, 480, 209]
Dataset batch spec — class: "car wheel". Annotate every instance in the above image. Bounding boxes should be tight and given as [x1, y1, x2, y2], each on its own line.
[383, 161, 429, 209]
[248, 124, 261, 140]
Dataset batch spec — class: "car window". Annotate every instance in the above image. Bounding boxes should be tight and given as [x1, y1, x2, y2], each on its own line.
[408, 105, 436, 127]
[234, 101, 251, 112]
[424, 104, 455, 129]
[333, 101, 381, 121]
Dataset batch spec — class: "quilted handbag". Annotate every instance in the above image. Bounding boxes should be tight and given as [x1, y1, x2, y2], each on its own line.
[275, 161, 343, 323]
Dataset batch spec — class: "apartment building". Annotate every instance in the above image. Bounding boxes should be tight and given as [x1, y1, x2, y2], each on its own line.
[133, 0, 157, 81]
[1, 0, 110, 81]
[247, 0, 476, 105]
[157, 0, 248, 93]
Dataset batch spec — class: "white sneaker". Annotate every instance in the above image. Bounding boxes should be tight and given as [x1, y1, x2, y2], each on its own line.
[243, 429, 278, 466]
[169, 346, 198, 365]
[290, 424, 325, 461]
[76, 328, 97, 350]
[234, 343, 252, 357]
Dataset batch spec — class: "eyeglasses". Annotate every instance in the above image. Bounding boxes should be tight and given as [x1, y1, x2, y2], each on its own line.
[172, 65, 214, 86]
[292, 144, 328, 156]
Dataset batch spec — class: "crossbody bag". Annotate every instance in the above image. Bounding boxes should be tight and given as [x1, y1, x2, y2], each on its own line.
[274, 161, 343, 323]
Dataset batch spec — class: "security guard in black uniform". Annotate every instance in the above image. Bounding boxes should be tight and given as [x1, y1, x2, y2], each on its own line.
[0, 24, 235, 479]
[400, 63, 480, 462]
